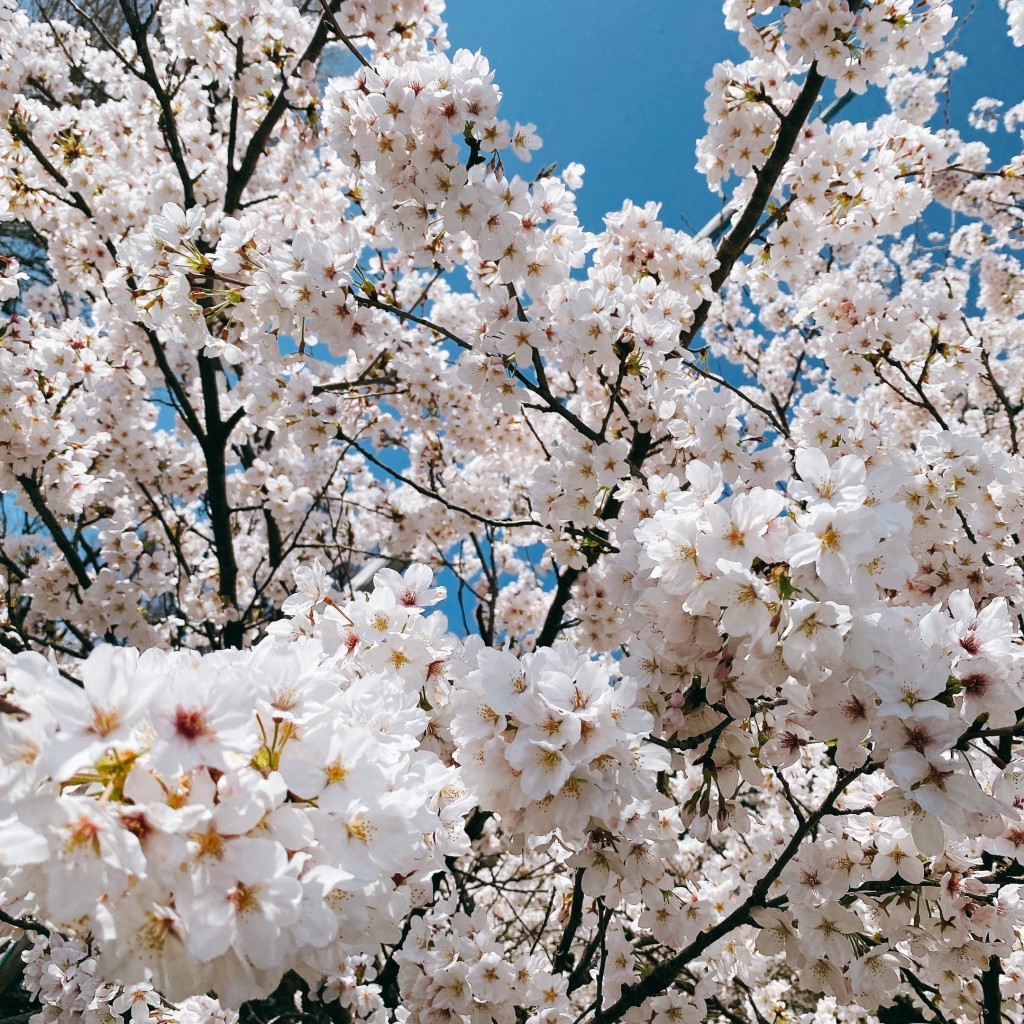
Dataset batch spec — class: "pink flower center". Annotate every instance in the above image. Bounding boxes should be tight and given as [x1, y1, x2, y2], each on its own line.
[173, 706, 210, 742]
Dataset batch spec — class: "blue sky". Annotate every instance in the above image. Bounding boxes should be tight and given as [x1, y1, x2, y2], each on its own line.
[443, 0, 1023, 236]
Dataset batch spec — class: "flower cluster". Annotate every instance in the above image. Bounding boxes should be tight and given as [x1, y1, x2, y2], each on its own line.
[724, 0, 954, 94]
[1002, 0, 1024, 45]
[395, 901, 567, 1024]
[21, 934, 237, 1024]
[449, 642, 669, 846]
[0, 568, 464, 1007]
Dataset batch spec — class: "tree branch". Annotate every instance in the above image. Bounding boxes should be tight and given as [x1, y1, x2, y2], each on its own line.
[16, 474, 92, 592]
[681, 62, 827, 349]
[592, 763, 872, 1024]
[224, 6, 337, 213]
[315, 0, 372, 68]
[535, 428, 651, 648]
[116, 0, 197, 208]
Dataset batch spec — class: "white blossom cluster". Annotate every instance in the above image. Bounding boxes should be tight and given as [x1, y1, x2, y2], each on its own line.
[449, 642, 669, 847]
[395, 900, 564, 1024]
[724, 0, 954, 94]
[627, 441, 1024, 823]
[0, 567, 465, 1007]
[20, 933, 237, 1024]
[1002, 0, 1024, 45]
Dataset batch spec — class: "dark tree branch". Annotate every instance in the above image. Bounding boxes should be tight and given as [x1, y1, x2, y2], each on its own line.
[116, 0, 197, 208]
[552, 868, 586, 975]
[141, 326, 207, 442]
[196, 355, 242, 645]
[315, 0, 372, 68]
[224, 5, 337, 213]
[982, 954, 1003, 1024]
[681, 62, 827, 350]
[0, 907, 50, 937]
[592, 763, 872, 1024]
[535, 427, 651, 648]
[16, 474, 92, 592]
[7, 119, 96, 220]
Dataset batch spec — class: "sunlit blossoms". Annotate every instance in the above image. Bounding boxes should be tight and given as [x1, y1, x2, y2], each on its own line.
[450, 642, 669, 845]
[0, 568, 464, 1007]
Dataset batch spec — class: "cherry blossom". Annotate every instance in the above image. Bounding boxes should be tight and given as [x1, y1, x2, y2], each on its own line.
[3, 0, 1024, 1022]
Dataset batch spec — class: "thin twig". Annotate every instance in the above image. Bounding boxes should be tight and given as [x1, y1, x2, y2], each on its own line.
[316, 0, 372, 68]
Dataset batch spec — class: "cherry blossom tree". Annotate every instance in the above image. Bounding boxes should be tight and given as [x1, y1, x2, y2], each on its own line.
[2, 1, 1024, 1023]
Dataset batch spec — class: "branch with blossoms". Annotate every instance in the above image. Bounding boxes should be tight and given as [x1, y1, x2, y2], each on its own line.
[593, 761, 875, 1024]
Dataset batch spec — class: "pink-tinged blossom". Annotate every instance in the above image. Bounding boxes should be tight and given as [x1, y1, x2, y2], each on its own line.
[374, 562, 447, 609]
[148, 659, 257, 776]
